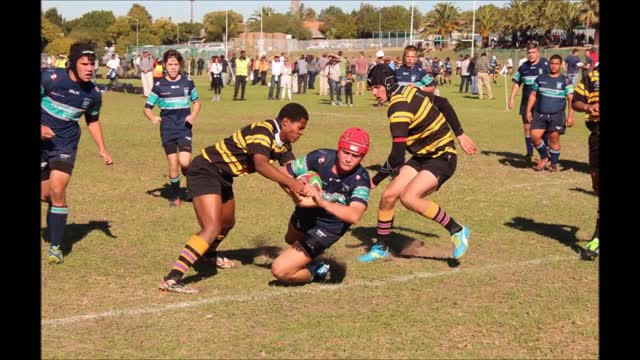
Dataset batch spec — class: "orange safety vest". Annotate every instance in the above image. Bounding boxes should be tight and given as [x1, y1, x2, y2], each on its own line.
[153, 64, 164, 78]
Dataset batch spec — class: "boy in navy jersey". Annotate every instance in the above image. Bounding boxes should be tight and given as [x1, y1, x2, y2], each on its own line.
[144, 49, 201, 206]
[525, 54, 574, 172]
[272, 128, 371, 284]
[41, 41, 113, 264]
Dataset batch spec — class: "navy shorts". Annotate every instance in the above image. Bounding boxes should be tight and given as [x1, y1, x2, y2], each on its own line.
[162, 134, 192, 155]
[184, 155, 234, 202]
[531, 111, 566, 134]
[41, 149, 77, 180]
[289, 210, 343, 258]
[404, 153, 457, 191]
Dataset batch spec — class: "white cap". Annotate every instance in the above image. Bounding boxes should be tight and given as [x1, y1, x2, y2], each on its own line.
[376, 50, 384, 58]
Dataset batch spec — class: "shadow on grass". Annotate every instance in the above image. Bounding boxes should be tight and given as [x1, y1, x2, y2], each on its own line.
[268, 257, 348, 286]
[504, 216, 585, 255]
[41, 220, 117, 256]
[349, 226, 458, 267]
[146, 184, 192, 203]
[183, 245, 283, 284]
[570, 187, 597, 197]
[481, 150, 589, 173]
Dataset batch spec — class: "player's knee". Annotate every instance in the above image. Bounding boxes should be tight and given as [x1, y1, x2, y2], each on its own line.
[200, 225, 222, 243]
[271, 261, 291, 281]
[399, 192, 418, 211]
[380, 190, 399, 207]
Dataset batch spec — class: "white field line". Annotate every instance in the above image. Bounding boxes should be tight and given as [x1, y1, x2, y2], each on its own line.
[43, 255, 576, 327]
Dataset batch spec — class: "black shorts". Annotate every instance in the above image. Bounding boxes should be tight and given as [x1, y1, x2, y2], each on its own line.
[404, 153, 457, 191]
[289, 211, 342, 258]
[41, 149, 77, 180]
[184, 155, 234, 202]
[531, 111, 566, 134]
[588, 126, 599, 171]
[162, 134, 193, 155]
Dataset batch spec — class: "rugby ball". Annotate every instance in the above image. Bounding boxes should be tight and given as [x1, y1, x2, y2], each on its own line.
[296, 171, 322, 192]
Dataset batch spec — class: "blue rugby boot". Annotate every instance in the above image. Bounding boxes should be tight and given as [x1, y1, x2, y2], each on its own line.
[451, 225, 470, 259]
[357, 243, 389, 262]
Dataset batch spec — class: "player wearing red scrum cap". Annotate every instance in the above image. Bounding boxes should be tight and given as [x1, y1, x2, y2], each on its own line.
[272, 128, 372, 284]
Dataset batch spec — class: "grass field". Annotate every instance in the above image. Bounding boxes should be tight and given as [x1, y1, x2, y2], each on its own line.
[41, 73, 598, 359]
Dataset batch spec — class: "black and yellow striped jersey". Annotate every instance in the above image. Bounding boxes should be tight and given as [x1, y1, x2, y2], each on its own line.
[387, 85, 456, 158]
[201, 119, 295, 176]
[574, 66, 599, 124]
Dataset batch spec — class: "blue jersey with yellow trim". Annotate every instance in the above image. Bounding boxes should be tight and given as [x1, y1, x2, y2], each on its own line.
[531, 73, 573, 114]
[512, 58, 550, 104]
[287, 149, 370, 233]
[145, 75, 199, 141]
[41, 68, 102, 152]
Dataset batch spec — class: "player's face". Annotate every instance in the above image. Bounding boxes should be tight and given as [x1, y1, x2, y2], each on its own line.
[280, 118, 307, 143]
[549, 59, 562, 74]
[75, 56, 95, 82]
[527, 48, 540, 63]
[404, 50, 417, 67]
[165, 57, 181, 79]
[371, 85, 387, 103]
[336, 149, 363, 173]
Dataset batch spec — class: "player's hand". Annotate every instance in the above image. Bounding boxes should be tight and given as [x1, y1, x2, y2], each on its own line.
[566, 116, 574, 127]
[41, 125, 55, 140]
[185, 114, 196, 125]
[288, 178, 306, 196]
[457, 134, 477, 155]
[151, 116, 161, 125]
[588, 103, 599, 116]
[100, 149, 113, 166]
[508, 98, 514, 110]
[369, 178, 377, 190]
[525, 112, 532, 123]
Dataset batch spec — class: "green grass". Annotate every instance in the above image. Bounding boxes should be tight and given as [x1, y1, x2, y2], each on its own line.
[42, 73, 598, 359]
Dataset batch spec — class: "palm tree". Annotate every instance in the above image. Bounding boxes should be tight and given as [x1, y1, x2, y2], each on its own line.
[476, 5, 501, 48]
[420, 2, 462, 48]
[504, 0, 536, 47]
[559, 1, 582, 46]
[579, 0, 599, 45]
[247, 6, 274, 23]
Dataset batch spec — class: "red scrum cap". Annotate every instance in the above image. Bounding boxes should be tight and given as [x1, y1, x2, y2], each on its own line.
[338, 127, 370, 156]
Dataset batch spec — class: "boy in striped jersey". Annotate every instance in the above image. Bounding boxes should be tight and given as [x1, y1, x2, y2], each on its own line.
[359, 64, 477, 263]
[41, 41, 113, 264]
[159, 103, 310, 293]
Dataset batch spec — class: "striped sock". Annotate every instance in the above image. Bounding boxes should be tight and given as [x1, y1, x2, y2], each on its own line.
[169, 176, 181, 199]
[549, 148, 560, 166]
[536, 141, 549, 160]
[421, 201, 462, 235]
[376, 209, 395, 247]
[48, 206, 68, 247]
[166, 235, 209, 281]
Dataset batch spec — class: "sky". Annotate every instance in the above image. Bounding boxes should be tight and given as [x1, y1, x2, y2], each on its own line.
[42, 0, 509, 24]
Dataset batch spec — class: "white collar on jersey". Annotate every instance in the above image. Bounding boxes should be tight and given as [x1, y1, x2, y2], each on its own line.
[272, 119, 285, 147]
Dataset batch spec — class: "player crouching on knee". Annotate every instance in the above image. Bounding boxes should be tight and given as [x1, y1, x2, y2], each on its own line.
[272, 128, 372, 284]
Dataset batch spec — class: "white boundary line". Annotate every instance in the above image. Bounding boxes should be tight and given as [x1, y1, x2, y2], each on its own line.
[43, 255, 578, 327]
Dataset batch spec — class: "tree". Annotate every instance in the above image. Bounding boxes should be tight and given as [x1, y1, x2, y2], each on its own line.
[64, 10, 116, 47]
[247, 13, 311, 40]
[579, 0, 599, 44]
[355, 3, 379, 36]
[476, 4, 501, 48]
[420, 2, 462, 46]
[202, 10, 243, 42]
[531, 0, 561, 44]
[44, 8, 64, 28]
[44, 37, 77, 58]
[504, 0, 536, 47]
[42, 15, 63, 49]
[559, 1, 582, 46]
[247, 6, 275, 23]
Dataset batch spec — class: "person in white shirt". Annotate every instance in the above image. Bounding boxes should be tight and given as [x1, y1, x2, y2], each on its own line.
[106, 53, 120, 87]
[268, 56, 284, 100]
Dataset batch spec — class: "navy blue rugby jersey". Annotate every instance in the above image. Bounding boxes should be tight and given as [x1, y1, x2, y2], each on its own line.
[512, 58, 550, 103]
[145, 75, 199, 138]
[41, 68, 102, 151]
[287, 149, 370, 233]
